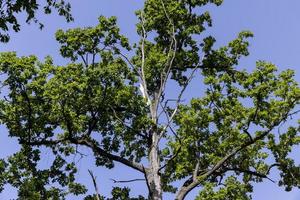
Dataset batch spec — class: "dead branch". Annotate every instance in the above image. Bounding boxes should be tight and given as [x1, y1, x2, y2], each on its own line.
[88, 169, 101, 200]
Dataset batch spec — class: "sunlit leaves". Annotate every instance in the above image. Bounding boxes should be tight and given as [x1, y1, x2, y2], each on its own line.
[196, 176, 252, 200]
[0, 0, 299, 199]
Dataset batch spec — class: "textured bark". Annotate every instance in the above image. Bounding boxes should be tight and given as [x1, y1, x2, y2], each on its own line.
[147, 171, 162, 200]
[175, 188, 188, 200]
[175, 183, 197, 200]
[144, 93, 163, 199]
[147, 130, 162, 200]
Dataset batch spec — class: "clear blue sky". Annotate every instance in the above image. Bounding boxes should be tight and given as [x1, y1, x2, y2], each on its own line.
[0, 0, 299, 199]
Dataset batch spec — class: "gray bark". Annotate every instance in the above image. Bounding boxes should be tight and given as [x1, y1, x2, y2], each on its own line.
[147, 129, 162, 200]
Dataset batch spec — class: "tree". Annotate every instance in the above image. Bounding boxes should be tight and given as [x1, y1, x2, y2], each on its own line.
[0, 0, 299, 199]
[0, 0, 72, 42]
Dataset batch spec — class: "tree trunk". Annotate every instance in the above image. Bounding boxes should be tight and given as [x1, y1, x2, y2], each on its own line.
[146, 95, 162, 199]
[147, 171, 162, 200]
[147, 132, 162, 200]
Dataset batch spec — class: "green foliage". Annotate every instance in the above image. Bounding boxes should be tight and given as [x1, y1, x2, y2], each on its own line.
[134, 0, 225, 87]
[3, 146, 83, 199]
[108, 187, 146, 200]
[56, 16, 130, 61]
[0, 159, 7, 193]
[0, 15, 148, 198]
[0, 0, 73, 42]
[0, 0, 299, 199]
[196, 176, 252, 200]
[166, 60, 300, 189]
[84, 187, 146, 200]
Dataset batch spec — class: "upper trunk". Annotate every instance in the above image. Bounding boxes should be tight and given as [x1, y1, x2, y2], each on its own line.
[146, 92, 162, 199]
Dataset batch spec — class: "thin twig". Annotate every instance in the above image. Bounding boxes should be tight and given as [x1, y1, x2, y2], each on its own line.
[159, 145, 182, 172]
[110, 178, 145, 183]
[109, 105, 148, 140]
[156, 0, 177, 114]
[160, 64, 199, 138]
[225, 167, 276, 183]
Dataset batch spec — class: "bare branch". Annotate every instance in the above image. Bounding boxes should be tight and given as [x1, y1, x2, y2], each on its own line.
[88, 169, 101, 200]
[155, 0, 177, 115]
[110, 178, 145, 183]
[139, 11, 152, 116]
[117, 50, 142, 78]
[267, 163, 281, 174]
[224, 167, 276, 183]
[80, 54, 88, 67]
[73, 145, 87, 164]
[160, 64, 199, 138]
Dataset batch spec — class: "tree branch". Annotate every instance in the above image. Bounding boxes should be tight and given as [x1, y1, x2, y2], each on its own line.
[88, 169, 101, 200]
[110, 178, 145, 183]
[158, 145, 181, 172]
[160, 64, 199, 139]
[175, 117, 288, 200]
[224, 167, 276, 183]
[139, 11, 152, 118]
[22, 138, 147, 174]
[156, 0, 177, 108]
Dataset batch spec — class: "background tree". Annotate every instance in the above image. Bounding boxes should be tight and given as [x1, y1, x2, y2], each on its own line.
[0, 0, 72, 42]
[0, 0, 299, 199]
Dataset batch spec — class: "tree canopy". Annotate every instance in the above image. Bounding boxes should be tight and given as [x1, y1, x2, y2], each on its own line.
[0, 0, 299, 199]
[0, 0, 72, 42]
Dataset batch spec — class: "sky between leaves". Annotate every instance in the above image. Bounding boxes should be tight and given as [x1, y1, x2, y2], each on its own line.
[0, 0, 300, 199]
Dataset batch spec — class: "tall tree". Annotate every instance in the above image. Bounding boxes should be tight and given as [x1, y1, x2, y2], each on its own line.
[0, 0, 299, 199]
[0, 0, 72, 42]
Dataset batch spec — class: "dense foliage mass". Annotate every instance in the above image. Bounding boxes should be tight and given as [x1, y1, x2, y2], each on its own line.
[0, 0, 299, 199]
